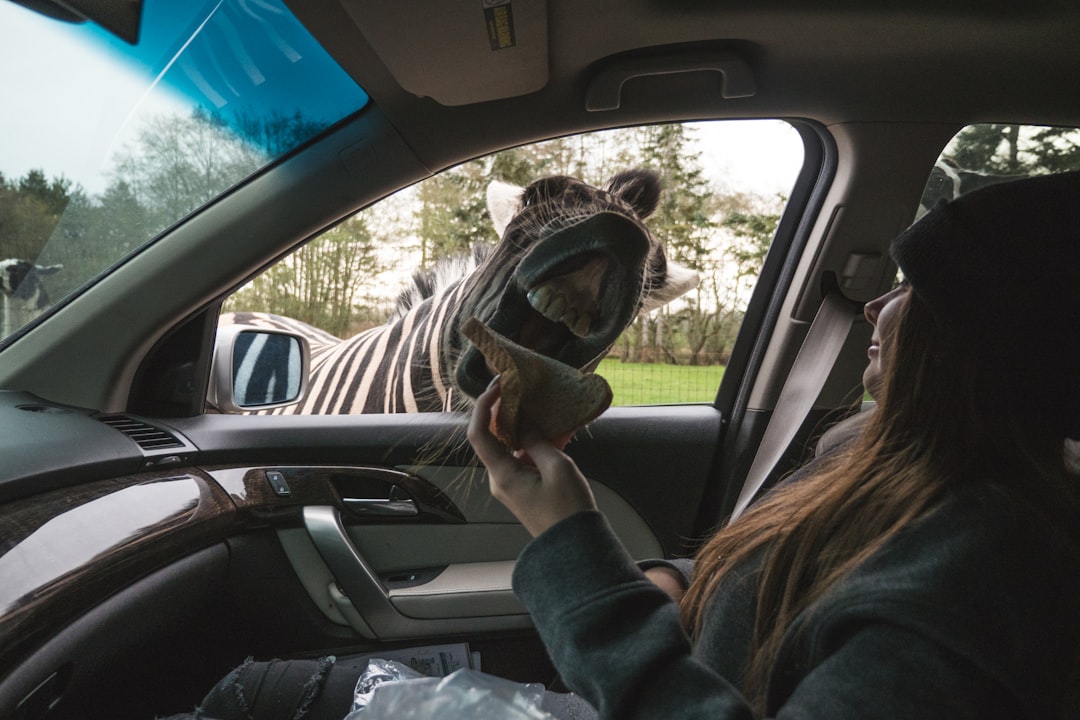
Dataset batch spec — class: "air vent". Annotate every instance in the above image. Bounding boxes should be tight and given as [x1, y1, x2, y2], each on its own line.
[98, 414, 185, 451]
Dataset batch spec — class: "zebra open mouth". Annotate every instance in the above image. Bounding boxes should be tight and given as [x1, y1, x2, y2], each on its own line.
[455, 212, 651, 400]
[525, 253, 609, 338]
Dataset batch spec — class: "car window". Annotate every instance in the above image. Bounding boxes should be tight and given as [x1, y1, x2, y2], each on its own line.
[0, 0, 368, 342]
[919, 123, 1080, 217]
[860, 124, 1080, 405]
[218, 120, 804, 412]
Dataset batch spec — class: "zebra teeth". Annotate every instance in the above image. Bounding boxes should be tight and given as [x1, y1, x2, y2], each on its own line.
[527, 286, 552, 313]
[528, 282, 591, 335]
[563, 307, 579, 328]
[527, 284, 566, 323]
[546, 294, 568, 321]
[570, 313, 592, 337]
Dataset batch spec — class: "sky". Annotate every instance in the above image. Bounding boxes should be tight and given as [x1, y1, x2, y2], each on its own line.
[0, 4, 156, 194]
[1, 2, 802, 201]
[692, 120, 804, 197]
[1, 0, 366, 197]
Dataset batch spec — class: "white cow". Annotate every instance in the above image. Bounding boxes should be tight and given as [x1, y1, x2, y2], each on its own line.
[1, 259, 61, 338]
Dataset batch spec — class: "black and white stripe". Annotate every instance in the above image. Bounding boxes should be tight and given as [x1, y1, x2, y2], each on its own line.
[220, 169, 700, 414]
[918, 159, 1026, 218]
[223, 271, 481, 413]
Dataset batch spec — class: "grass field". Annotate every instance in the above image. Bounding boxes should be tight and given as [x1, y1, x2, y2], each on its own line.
[596, 358, 726, 406]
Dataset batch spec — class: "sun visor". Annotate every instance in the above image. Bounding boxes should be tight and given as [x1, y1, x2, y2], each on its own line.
[341, 0, 548, 106]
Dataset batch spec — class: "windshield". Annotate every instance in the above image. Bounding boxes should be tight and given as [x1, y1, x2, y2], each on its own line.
[0, 0, 369, 341]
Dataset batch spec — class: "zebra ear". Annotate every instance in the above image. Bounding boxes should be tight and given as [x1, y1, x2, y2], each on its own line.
[487, 180, 524, 239]
[640, 260, 700, 314]
[605, 169, 661, 219]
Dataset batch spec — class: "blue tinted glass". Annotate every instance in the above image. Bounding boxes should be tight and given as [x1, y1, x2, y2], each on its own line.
[93, 0, 369, 155]
[0, 0, 368, 340]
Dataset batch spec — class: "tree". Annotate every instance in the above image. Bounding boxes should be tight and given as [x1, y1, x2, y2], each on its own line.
[949, 123, 1080, 174]
[490, 144, 561, 185]
[96, 180, 150, 253]
[111, 109, 263, 234]
[413, 146, 561, 267]
[0, 170, 68, 262]
[17, 170, 72, 217]
[1024, 126, 1080, 173]
[233, 109, 325, 157]
[415, 159, 492, 265]
[636, 124, 717, 271]
[631, 124, 719, 364]
[226, 214, 382, 336]
[723, 203, 779, 271]
[710, 194, 781, 359]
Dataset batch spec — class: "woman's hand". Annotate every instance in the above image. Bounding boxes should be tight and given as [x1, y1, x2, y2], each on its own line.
[468, 378, 597, 537]
[644, 567, 687, 602]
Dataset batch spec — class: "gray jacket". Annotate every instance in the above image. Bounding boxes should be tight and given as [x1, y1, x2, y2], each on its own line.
[513, 481, 1080, 719]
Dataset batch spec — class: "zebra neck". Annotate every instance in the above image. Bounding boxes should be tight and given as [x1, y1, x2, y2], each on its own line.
[298, 282, 467, 415]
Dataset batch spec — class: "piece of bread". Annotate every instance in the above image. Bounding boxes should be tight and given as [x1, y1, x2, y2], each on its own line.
[462, 317, 613, 449]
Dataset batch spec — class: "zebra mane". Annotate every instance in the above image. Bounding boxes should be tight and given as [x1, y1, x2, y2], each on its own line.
[392, 243, 493, 319]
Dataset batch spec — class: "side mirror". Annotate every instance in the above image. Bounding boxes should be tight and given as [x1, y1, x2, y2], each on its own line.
[209, 325, 310, 413]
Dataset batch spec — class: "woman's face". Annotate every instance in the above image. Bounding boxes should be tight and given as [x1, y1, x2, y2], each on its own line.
[863, 283, 909, 399]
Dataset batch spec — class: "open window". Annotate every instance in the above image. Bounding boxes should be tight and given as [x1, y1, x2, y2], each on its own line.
[212, 120, 804, 414]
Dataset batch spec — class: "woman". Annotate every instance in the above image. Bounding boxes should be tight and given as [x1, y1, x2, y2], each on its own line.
[469, 171, 1080, 718]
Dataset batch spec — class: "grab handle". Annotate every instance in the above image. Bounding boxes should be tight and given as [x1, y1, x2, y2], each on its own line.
[586, 50, 755, 111]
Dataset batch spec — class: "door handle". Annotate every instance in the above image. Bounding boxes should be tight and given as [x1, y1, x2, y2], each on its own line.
[342, 497, 418, 516]
[343, 484, 418, 516]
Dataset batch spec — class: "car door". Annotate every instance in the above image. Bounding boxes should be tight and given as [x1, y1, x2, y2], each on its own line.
[153, 120, 824, 666]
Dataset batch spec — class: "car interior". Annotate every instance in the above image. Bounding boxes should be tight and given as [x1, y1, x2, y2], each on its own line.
[1, 0, 1078, 718]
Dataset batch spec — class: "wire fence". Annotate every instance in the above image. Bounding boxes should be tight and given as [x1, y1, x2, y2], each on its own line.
[597, 358, 727, 405]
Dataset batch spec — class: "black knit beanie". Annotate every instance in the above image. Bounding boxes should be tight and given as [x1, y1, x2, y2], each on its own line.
[890, 170, 1080, 440]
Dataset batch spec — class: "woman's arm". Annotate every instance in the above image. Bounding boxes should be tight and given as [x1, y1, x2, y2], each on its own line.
[467, 378, 598, 537]
[467, 378, 1014, 719]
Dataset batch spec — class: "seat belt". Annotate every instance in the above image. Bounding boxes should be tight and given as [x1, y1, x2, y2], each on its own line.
[730, 292, 858, 522]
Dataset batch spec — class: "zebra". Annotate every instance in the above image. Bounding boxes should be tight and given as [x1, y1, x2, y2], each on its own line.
[1, 259, 62, 338]
[918, 158, 1027, 218]
[219, 168, 700, 414]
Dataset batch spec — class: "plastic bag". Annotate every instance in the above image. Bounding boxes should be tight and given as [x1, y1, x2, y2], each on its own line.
[346, 658, 427, 716]
[344, 658, 559, 719]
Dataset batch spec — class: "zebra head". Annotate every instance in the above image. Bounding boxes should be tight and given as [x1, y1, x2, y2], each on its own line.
[917, 158, 1027, 219]
[451, 168, 699, 401]
[918, 159, 964, 218]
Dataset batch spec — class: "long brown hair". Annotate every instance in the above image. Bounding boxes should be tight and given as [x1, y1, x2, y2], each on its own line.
[680, 288, 1074, 714]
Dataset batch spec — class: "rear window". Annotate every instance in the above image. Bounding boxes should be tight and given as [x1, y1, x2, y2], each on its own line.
[919, 124, 1080, 216]
[218, 120, 804, 412]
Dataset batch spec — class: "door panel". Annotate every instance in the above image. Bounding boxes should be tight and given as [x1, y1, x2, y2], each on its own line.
[175, 403, 723, 641]
[0, 397, 726, 717]
[272, 469, 665, 640]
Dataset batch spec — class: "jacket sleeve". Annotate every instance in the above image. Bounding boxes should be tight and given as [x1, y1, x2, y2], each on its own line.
[512, 511, 1013, 720]
[636, 557, 694, 589]
[513, 511, 754, 719]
